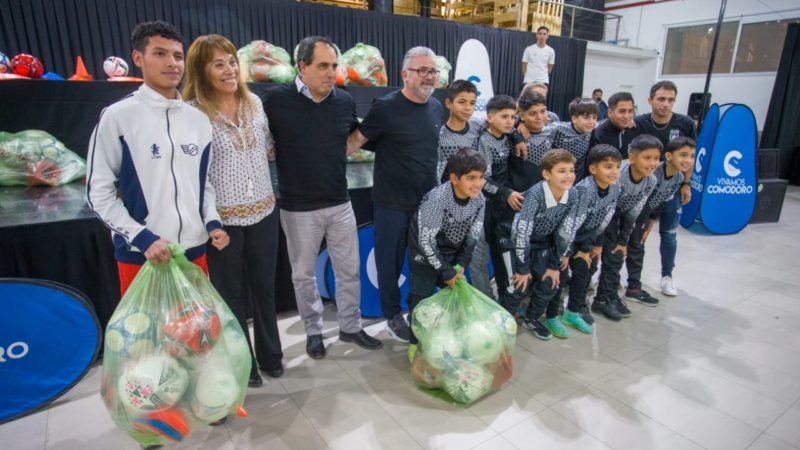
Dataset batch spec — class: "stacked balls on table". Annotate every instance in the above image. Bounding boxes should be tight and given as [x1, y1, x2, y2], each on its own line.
[410, 297, 517, 404]
[102, 301, 250, 446]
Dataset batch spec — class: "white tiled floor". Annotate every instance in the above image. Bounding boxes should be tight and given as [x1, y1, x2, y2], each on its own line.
[4, 186, 800, 450]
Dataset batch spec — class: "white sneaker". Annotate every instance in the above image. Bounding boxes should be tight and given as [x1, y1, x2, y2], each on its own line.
[661, 276, 677, 296]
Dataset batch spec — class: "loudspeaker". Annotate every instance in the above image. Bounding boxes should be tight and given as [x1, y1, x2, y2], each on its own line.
[757, 148, 780, 179]
[688, 92, 711, 121]
[749, 178, 788, 224]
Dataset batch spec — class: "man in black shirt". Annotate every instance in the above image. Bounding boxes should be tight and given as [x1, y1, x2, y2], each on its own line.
[633, 81, 697, 297]
[348, 46, 445, 342]
[264, 36, 382, 360]
[590, 91, 640, 159]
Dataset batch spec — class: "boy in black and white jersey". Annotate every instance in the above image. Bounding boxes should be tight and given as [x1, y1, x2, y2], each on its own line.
[592, 135, 660, 321]
[549, 98, 598, 181]
[505, 149, 581, 340]
[562, 145, 623, 333]
[406, 148, 487, 358]
[624, 137, 696, 306]
[436, 80, 483, 182]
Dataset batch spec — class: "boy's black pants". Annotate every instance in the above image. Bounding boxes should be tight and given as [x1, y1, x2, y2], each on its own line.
[567, 246, 598, 312]
[499, 247, 560, 321]
[597, 213, 624, 301]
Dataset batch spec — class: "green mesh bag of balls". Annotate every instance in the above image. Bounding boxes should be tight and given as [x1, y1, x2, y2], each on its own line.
[101, 244, 251, 447]
[410, 276, 517, 405]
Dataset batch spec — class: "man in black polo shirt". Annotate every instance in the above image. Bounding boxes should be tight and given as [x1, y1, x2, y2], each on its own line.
[633, 80, 697, 298]
[264, 36, 382, 360]
[590, 91, 640, 159]
[348, 46, 445, 342]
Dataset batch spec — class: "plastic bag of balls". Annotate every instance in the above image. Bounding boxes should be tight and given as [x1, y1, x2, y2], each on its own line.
[410, 277, 516, 405]
[237, 41, 296, 84]
[434, 55, 452, 89]
[100, 244, 252, 447]
[341, 43, 388, 87]
[0, 130, 87, 186]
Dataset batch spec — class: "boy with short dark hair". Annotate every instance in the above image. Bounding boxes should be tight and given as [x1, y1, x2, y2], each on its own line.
[407, 148, 487, 357]
[505, 149, 580, 340]
[508, 91, 554, 192]
[562, 145, 623, 332]
[477, 95, 526, 299]
[592, 134, 660, 321]
[624, 137, 696, 305]
[550, 98, 598, 181]
[437, 79, 481, 182]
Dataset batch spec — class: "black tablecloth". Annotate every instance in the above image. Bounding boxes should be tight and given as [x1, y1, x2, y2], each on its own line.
[0, 164, 375, 328]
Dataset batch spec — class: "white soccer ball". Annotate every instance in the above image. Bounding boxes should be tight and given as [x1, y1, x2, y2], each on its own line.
[117, 355, 189, 412]
[103, 56, 129, 78]
[464, 321, 504, 365]
[190, 367, 240, 423]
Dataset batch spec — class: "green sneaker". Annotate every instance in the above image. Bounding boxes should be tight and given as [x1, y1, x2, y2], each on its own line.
[408, 344, 417, 364]
[562, 309, 594, 334]
[543, 318, 569, 339]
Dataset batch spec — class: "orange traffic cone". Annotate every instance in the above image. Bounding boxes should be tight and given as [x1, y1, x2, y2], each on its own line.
[68, 56, 93, 81]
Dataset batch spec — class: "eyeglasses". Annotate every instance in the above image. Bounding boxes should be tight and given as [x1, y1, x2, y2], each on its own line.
[407, 67, 440, 77]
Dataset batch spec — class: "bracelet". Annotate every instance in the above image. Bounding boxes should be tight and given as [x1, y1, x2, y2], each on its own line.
[682, 182, 690, 186]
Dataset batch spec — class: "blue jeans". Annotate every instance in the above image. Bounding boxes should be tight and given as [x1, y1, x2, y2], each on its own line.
[659, 194, 681, 277]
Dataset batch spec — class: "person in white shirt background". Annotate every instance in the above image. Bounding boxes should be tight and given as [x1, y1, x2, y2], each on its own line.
[522, 26, 556, 87]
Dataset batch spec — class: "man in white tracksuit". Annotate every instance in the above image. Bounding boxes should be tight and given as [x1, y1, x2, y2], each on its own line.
[86, 21, 229, 294]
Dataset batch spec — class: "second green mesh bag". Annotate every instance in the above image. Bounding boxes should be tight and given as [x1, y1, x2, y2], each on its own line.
[410, 278, 517, 405]
[100, 245, 251, 447]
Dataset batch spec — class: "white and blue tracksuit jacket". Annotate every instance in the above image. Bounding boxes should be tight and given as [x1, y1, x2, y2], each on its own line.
[86, 84, 222, 264]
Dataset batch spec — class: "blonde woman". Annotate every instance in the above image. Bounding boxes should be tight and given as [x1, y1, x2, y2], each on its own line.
[183, 34, 282, 388]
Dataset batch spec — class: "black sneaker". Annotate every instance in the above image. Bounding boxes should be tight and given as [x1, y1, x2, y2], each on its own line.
[591, 298, 623, 322]
[610, 294, 632, 317]
[578, 304, 595, 325]
[386, 314, 410, 342]
[520, 316, 551, 340]
[625, 288, 660, 307]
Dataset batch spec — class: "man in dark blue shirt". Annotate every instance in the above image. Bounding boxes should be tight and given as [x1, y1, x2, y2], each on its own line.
[348, 46, 445, 343]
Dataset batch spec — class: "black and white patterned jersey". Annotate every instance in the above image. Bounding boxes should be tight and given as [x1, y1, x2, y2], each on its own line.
[615, 160, 657, 245]
[508, 127, 554, 192]
[550, 122, 592, 180]
[646, 162, 684, 213]
[436, 118, 485, 183]
[511, 181, 581, 274]
[570, 176, 621, 253]
[476, 130, 513, 203]
[408, 182, 486, 281]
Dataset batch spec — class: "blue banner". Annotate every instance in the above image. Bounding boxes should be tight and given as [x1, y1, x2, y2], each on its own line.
[315, 223, 409, 318]
[681, 104, 719, 228]
[0, 279, 100, 423]
[698, 105, 757, 234]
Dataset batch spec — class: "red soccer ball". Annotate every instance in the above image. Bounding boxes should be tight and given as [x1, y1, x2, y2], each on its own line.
[11, 53, 44, 78]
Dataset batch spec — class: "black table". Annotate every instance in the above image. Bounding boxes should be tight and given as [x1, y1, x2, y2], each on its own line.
[0, 163, 375, 328]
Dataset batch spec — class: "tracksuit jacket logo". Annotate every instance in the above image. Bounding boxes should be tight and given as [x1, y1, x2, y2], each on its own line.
[181, 144, 199, 156]
[151, 144, 161, 159]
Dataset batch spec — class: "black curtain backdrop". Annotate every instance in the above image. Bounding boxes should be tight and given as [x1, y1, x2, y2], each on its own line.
[0, 0, 586, 118]
[761, 23, 800, 184]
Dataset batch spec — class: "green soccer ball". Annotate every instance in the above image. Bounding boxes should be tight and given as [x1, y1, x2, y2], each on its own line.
[463, 321, 503, 365]
[441, 359, 494, 404]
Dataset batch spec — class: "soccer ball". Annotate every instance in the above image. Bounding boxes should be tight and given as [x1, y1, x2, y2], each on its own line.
[0, 52, 10, 74]
[421, 330, 464, 369]
[105, 310, 157, 359]
[442, 360, 494, 404]
[162, 303, 222, 358]
[118, 355, 189, 412]
[490, 310, 517, 345]
[190, 366, 240, 423]
[103, 56, 129, 78]
[10, 53, 43, 78]
[463, 321, 503, 365]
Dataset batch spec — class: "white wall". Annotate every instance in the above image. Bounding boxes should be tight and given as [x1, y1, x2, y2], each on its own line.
[583, 42, 658, 115]
[604, 0, 800, 130]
